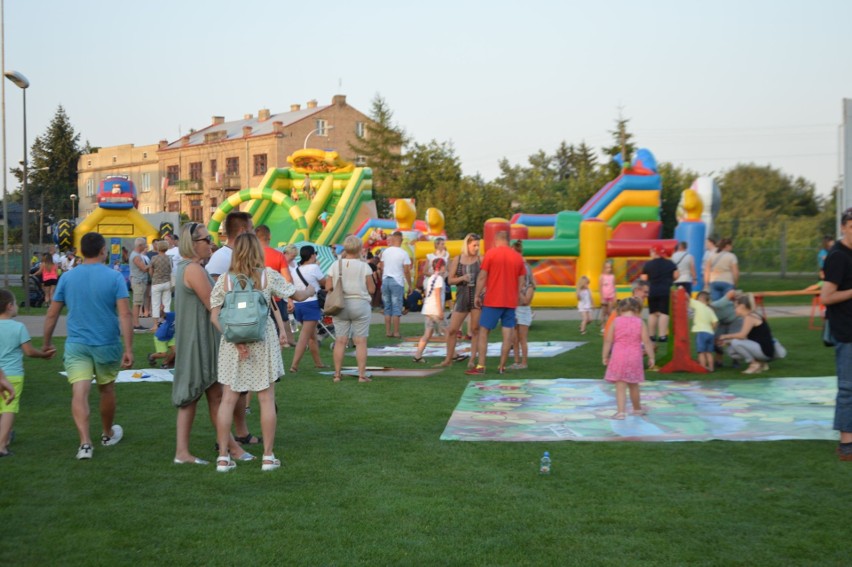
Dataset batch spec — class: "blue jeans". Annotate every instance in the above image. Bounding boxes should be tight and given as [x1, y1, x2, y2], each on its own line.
[710, 281, 734, 301]
[382, 278, 404, 317]
[835, 342, 852, 433]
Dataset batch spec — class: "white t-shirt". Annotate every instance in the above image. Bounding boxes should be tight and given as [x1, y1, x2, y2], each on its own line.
[672, 251, 694, 284]
[293, 263, 324, 304]
[426, 250, 450, 275]
[205, 246, 232, 277]
[381, 246, 411, 287]
[421, 273, 444, 317]
[328, 258, 371, 301]
[166, 246, 181, 273]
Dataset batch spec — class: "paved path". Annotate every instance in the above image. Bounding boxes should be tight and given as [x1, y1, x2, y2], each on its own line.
[17, 305, 816, 339]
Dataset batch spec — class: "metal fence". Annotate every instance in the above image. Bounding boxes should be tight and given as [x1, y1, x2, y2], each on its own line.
[712, 218, 825, 276]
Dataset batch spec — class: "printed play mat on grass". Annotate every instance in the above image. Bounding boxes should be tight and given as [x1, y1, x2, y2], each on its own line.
[62, 369, 175, 383]
[440, 377, 837, 442]
[364, 341, 584, 359]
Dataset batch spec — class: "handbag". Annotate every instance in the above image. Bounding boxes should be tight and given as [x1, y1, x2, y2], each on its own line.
[323, 259, 345, 316]
[823, 317, 837, 347]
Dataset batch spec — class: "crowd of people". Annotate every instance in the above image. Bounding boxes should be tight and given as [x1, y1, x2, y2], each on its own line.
[13, 219, 852, 463]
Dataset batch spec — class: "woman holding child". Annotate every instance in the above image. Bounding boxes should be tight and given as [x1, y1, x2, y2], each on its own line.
[435, 233, 482, 369]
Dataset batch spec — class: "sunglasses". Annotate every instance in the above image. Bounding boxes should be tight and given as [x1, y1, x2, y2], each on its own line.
[193, 235, 212, 244]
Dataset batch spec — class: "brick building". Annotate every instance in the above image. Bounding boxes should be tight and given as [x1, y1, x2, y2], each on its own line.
[77, 94, 372, 223]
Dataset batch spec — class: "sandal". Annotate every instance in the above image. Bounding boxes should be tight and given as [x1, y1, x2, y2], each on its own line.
[742, 363, 762, 375]
[333, 374, 342, 383]
[611, 412, 626, 420]
[433, 361, 452, 368]
[216, 456, 236, 473]
[261, 454, 281, 472]
[358, 374, 372, 383]
[632, 408, 648, 416]
[452, 354, 470, 362]
[413, 356, 426, 364]
[234, 433, 262, 445]
[288, 367, 298, 373]
[315, 364, 328, 369]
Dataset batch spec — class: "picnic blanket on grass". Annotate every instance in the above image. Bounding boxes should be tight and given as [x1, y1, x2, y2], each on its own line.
[364, 341, 583, 359]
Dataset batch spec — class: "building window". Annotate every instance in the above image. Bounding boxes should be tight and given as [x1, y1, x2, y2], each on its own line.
[143, 152, 148, 159]
[253, 154, 268, 176]
[355, 156, 367, 167]
[210, 159, 218, 179]
[190, 161, 202, 181]
[226, 157, 239, 176]
[166, 165, 180, 185]
[87, 160, 92, 167]
[112, 156, 117, 164]
[355, 122, 365, 138]
[190, 199, 203, 222]
[210, 197, 218, 208]
[140, 173, 151, 193]
[144, 205, 151, 214]
[315, 119, 327, 136]
[167, 201, 180, 212]
[86, 179, 95, 197]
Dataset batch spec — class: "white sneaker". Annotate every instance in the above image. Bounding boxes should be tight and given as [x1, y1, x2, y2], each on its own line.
[101, 424, 124, 446]
[76, 443, 93, 460]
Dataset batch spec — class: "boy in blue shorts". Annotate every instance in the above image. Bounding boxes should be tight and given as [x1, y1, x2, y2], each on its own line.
[0, 289, 56, 457]
[43, 232, 134, 460]
[690, 291, 719, 372]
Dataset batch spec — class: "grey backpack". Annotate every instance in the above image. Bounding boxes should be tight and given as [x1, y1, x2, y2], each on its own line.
[219, 271, 268, 343]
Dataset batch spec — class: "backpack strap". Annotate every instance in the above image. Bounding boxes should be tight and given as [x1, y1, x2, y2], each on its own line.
[296, 266, 310, 288]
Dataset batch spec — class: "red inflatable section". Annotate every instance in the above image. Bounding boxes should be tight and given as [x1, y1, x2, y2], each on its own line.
[612, 221, 662, 240]
[531, 259, 576, 286]
[606, 239, 677, 257]
[483, 219, 511, 251]
[510, 224, 529, 241]
[660, 288, 707, 374]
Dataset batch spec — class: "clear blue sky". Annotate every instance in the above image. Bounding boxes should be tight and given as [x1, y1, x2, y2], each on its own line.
[3, 0, 851, 202]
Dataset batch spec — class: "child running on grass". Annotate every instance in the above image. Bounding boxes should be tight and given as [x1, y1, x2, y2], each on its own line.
[602, 297, 655, 420]
[598, 260, 617, 331]
[0, 289, 56, 457]
[413, 258, 447, 363]
[577, 275, 593, 334]
[690, 291, 719, 372]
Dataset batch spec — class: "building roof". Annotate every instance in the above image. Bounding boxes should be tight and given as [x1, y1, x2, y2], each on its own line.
[163, 104, 330, 150]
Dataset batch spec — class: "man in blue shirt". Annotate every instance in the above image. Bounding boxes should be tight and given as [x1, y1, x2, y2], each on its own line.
[44, 232, 134, 460]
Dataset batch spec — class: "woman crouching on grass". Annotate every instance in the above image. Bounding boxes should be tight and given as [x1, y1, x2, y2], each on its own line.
[602, 298, 656, 419]
[210, 233, 315, 472]
[719, 294, 787, 374]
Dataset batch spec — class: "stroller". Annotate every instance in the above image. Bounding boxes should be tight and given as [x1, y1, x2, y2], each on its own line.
[314, 289, 338, 347]
[27, 274, 45, 307]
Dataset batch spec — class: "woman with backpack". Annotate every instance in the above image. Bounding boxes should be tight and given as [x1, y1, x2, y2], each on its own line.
[210, 233, 315, 472]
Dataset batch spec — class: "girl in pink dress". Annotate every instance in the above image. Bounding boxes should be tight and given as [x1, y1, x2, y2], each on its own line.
[598, 260, 616, 329]
[602, 298, 655, 419]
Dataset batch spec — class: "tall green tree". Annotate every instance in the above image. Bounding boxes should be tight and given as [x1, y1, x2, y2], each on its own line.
[601, 116, 637, 179]
[348, 94, 407, 217]
[716, 164, 821, 223]
[11, 106, 82, 221]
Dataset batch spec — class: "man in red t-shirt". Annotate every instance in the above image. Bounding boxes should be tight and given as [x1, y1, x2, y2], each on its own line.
[466, 231, 527, 375]
[256, 225, 296, 347]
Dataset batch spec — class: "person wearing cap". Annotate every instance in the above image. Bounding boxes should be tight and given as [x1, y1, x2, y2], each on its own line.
[821, 208, 852, 461]
[640, 246, 679, 343]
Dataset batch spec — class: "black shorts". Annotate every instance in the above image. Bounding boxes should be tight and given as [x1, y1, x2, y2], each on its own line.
[648, 294, 670, 315]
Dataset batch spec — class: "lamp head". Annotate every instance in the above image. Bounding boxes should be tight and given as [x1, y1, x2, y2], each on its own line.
[4, 70, 30, 89]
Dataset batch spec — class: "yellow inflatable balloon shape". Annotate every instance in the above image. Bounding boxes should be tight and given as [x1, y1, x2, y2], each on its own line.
[394, 199, 417, 231]
[425, 207, 445, 236]
[676, 188, 704, 222]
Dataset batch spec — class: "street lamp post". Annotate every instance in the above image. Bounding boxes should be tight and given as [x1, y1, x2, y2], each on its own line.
[70, 193, 77, 221]
[303, 125, 334, 149]
[4, 69, 29, 307]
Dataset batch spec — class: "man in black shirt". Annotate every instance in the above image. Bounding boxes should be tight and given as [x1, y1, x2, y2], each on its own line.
[821, 208, 852, 461]
[641, 246, 679, 343]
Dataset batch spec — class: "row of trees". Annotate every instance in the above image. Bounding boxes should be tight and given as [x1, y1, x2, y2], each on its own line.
[6, 97, 837, 251]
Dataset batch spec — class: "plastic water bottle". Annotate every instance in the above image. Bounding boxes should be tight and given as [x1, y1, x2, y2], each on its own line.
[289, 314, 298, 333]
[539, 451, 551, 475]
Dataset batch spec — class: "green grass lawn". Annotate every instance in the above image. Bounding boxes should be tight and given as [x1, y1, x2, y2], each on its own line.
[1, 313, 845, 566]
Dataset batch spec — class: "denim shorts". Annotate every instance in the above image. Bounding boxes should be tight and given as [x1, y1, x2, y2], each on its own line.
[695, 331, 715, 354]
[294, 300, 322, 323]
[382, 278, 405, 317]
[479, 306, 517, 330]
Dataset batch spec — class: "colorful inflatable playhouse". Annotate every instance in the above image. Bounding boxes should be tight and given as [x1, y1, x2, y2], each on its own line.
[73, 175, 159, 252]
[207, 149, 375, 247]
[499, 149, 707, 307]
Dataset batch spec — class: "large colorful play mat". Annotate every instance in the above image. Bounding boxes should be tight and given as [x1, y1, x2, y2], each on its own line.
[440, 377, 837, 442]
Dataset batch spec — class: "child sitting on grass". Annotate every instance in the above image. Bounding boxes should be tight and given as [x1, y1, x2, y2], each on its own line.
[690, 291, 719, 372]
[413, 258, 447, 363]
[147, 310, 176, 369]
[402, 285, 423, 315]
[0, 288, 56, 457]
[602, 297, 655, 420]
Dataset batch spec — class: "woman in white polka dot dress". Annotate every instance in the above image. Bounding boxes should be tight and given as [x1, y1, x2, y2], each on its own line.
[210, 233, 315, 472]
